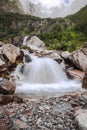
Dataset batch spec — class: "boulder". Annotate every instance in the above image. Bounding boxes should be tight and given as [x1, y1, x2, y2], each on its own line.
[0, 95, 23, 105]
[43, 50, 63, 63]
[0, 78, 16, 95]
[0, 58, 5, 66]
[0, 59, 9, 77]
[82, 69, 87, 89]
[67, 48, 87, 71]
[61, 51, 71, 59]
[0, 44, 24, 64]
[12, 36, 23, 46]
[24, 54, 32, 63]
[67, 69, 84, 81]
[23, 36, 46, 52]
[75, 109, 87, 130]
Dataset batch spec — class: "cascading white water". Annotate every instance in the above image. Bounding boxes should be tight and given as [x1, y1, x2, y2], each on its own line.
[23, 36, 29, 45]
[14, 55, 84, 97]
[16, 58, 68, 84]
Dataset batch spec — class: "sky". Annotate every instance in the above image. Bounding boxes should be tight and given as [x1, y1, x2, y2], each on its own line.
[19, 0, 87, 17]
[29, 0, 74, 8]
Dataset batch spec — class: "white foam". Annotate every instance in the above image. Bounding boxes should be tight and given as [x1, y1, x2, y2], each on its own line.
[14, 56, 85, 97]
[15, 58, 68, 84]
[15, 80, 84, 96]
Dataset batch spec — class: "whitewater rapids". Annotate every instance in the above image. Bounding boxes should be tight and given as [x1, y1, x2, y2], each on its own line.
[14, 57, 84, 97]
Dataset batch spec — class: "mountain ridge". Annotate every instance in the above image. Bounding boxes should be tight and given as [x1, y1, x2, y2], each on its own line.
[0, 2, 87, 51]
[67, 5, 87, 34]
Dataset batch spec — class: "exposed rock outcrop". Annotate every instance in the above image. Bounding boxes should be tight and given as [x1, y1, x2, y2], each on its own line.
[0, 43, 24, 64]
[23, 36, 46, 52]
[82, 69, 87, 89]
[67, 48, 87, 71]
[0, 0, 20, 13]
[0, 43, 24, 78]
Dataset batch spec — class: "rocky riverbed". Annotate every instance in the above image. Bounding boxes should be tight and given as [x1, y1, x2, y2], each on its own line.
[0, 92, 87, 130]
[0, 40, 87, 130]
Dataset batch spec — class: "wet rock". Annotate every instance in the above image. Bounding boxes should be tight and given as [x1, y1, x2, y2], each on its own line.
[67, 48, 87, 71]
[82, 69, 87, 89]
[15, 50, 24, 65]
[61, 51, 71, 59]
[0, 95, 23, 104]
[75, 109, 87, 130]
[67, 69, 84, 81]
[0, 78, 16, 95]
[44, 50, 63, 63]
[24, 54, 31, 63]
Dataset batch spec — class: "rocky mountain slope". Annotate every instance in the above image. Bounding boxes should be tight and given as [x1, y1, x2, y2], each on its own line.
[0, 0, 38, 15]
[0, 1, 87, 51]
[67, 5, 87, 34]
[0, 0, 20, 13]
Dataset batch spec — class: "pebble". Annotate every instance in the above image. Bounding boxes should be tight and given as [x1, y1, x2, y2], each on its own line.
[0, 93, 87, 130]
[20, 116, 28, 122]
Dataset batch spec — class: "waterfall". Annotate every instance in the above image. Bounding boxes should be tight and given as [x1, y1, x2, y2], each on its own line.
[14, 56, 84, 97]
[15, 57, 68, 84]
[23, 36, 29, 45]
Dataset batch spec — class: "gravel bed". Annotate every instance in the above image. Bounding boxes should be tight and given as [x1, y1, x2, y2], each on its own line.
[0, 93, 87, 130]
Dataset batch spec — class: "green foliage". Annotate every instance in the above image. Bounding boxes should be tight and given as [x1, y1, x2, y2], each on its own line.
[67, 5, 87, 34]
[21, 45, 29, 50]
[0, 5, 87, 52]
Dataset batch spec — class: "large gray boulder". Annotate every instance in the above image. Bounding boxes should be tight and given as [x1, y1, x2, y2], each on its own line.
[43, 50, 63, 63]
[23, 36, 46, 52]
[67, 48, 87, 71]
[0, 44, 24, 64]
[75, 109, 87, 130]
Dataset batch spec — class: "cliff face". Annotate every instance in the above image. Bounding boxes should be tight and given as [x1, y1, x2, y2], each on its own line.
[0, 0, 21, 13]
[0, 0, 40, 16]
[0, 12, 72, 40]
